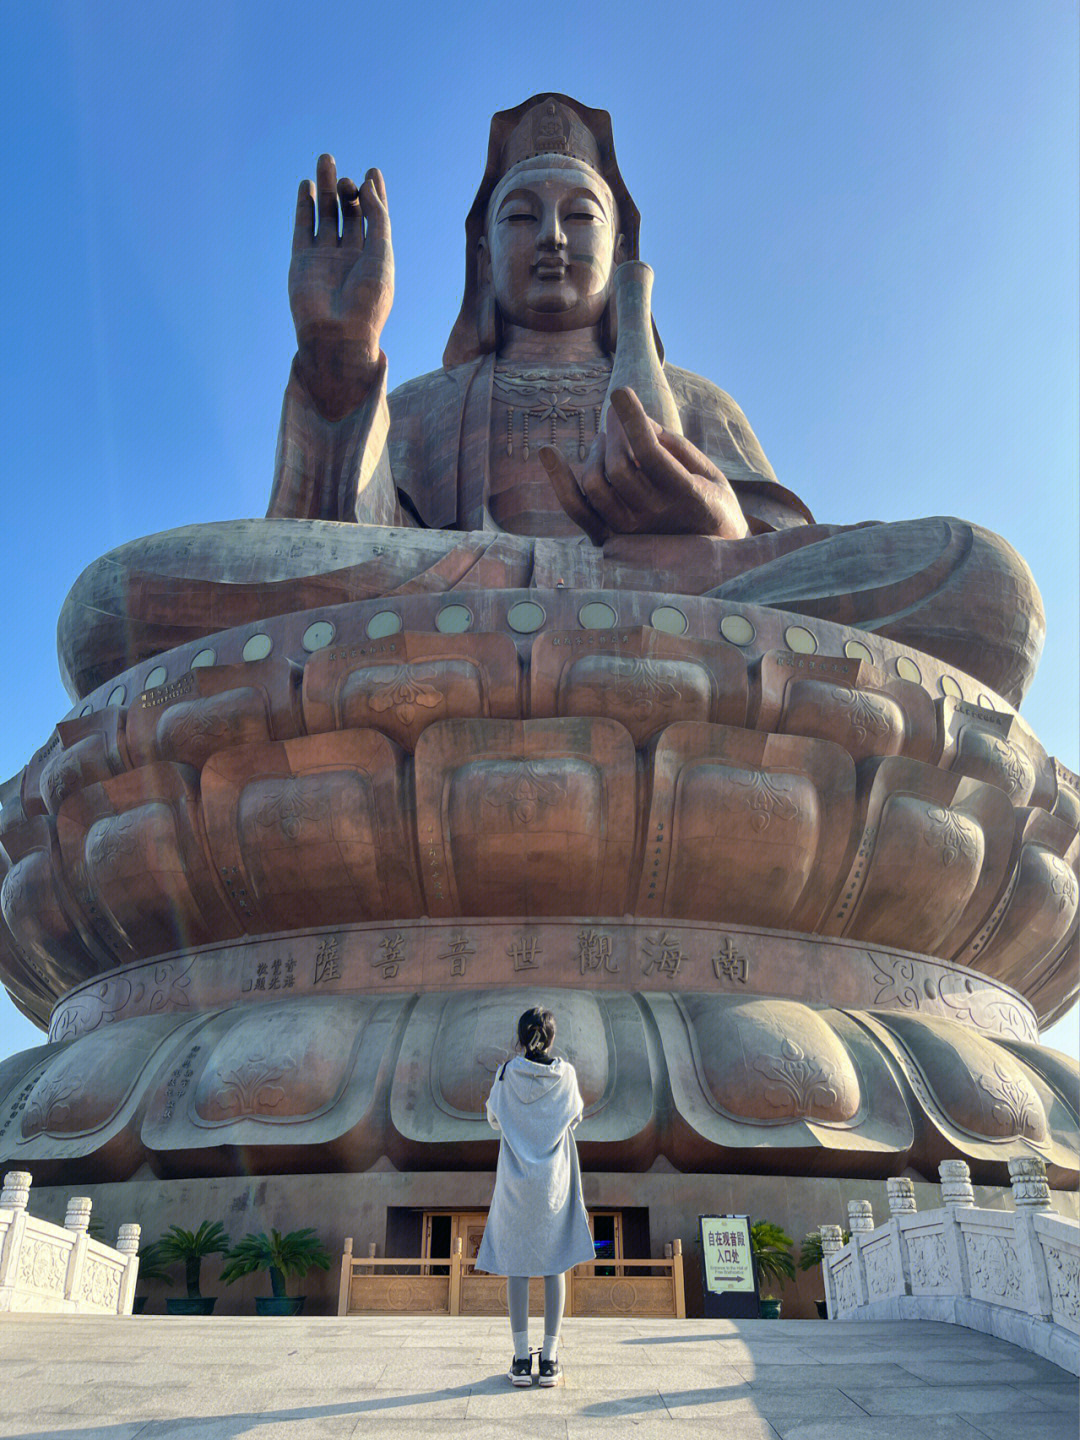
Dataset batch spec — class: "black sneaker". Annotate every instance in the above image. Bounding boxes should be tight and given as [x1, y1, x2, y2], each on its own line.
[537, 1356, 561, 1387]
[508, 1354, 533, 1387]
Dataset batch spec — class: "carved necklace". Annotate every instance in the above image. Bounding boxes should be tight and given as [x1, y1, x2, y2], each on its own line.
[493, 362, 610, 461]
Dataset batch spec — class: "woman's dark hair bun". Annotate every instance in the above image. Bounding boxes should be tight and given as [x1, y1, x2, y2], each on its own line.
[517, 1006, 556, 1057]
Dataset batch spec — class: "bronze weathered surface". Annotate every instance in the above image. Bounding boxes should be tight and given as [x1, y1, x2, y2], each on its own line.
[0, 94, 1075, 1210]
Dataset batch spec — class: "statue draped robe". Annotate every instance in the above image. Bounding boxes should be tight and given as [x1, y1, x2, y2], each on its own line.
[265, 354, 1045, 707]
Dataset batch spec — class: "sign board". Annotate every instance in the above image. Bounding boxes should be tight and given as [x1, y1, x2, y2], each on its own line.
[698, 1214, 760, 1318]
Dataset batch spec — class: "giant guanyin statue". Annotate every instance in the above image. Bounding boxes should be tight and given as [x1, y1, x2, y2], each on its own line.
[1, 98, 1075, 1245]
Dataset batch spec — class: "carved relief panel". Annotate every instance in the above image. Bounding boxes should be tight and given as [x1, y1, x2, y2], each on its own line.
[35, 709, 130, 816]
[4, 1012, 190, 1182]
[0, 814, 108, 997]
[201, 731, 421, 932]
[140, 994, 409, 1175]
[637, 722, 856, 930]
[642, 994, 912, 1171]
[755, 651, 937, 764]
[960, 809, 1079, 992]
[861, 1010, 1079, 1186]
[301, 632, 521, 749]
[56, 763, 239, 963]
[414, 718, 638, 917]
[939, 700, 1053, 810]
[530, 627, 749, 745]
[124, 657, 303, 769]
[827, 758, 1016, 959]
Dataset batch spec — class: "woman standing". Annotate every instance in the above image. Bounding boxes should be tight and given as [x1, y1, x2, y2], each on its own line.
[475, 1006, 596, 1387]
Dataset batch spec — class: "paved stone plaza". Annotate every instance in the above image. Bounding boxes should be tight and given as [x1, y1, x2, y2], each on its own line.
[0, 1314, 1076, 1439]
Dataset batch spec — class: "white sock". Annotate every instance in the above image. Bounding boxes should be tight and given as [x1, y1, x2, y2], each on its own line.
[512, 1329, 530, 1360]
[541, 1334, 559, 1362]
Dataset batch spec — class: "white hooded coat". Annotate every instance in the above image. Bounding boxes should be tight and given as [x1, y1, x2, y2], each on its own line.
[474, 1055, 596, 1278]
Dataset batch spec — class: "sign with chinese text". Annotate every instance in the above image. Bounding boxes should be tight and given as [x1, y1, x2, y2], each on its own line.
[698, 1214, 759, 1318]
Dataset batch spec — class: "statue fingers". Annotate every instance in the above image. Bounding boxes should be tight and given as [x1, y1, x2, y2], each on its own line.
[292, 179, 317, 252]
[655, 427, 726, 481]
[609, 387, 688, 501]
[581, 455, 639, 533]
[315, 154, 341, 245]
[360, 168, 392, 249]
[338, 177, 363, 251]
[539, 447, 608, 546]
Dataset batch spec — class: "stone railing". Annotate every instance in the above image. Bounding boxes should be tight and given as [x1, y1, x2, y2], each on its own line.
[822, 1157, 1079, 1375]
[0, 1171, 140, 1315]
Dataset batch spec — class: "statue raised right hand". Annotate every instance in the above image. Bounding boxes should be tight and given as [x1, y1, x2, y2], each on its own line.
[289, 155, 393, 421]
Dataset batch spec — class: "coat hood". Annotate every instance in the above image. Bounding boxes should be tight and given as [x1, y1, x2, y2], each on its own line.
[504, 1054, 568, 1103]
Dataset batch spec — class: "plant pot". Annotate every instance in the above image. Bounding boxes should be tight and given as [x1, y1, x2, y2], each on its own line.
[815, 1300, 829, 1319]
[255, 1296, 306, 1316]
[759, 1298, 782, 1319]
[131, 1295, 148, 1314]
[166, 1296, 217, 1316]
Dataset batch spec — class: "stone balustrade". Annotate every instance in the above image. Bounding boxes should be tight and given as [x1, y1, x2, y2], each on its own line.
[822, 1156, 1079, 1374]
[0, 1170, 140, 1315]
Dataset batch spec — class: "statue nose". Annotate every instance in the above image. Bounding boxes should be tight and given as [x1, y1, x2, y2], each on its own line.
[538, 214, 567, 250]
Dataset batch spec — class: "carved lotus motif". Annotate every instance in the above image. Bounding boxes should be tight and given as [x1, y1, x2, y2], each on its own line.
[680, 998, 862, 1125]
[364, 667, 444, 725]
[481, 761, 569, 826]
[878, 1013, 1049, 1143]
[192, 1000, 364, 1124]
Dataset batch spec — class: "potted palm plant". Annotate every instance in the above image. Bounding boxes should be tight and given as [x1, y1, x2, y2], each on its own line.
[131, 1239, 174, 1314]
[799, 1228, 851, 1318]
[750, 1220, 796, 1318]
[220, 1228, 332, 1315]
[156, 1222, 231, 1315]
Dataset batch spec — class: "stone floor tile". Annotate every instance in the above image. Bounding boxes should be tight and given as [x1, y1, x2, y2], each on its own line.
[965, 1414, 1080, 1440]
[1006, 1382, 1080, 1410]
[735, 1362, 925, 1388]
[0, 1427, 153, 1440]
[567, 1419, 781, 1439]
[465, 1384, 670, 1418]
[897, 1356, 1076, 1386]
[139, 1417, 363, 1440]
[343, 1423, 571, 1440]
[658, 1384, 867, 1421]
[837, 1384, 1051, 1416]
[775, 1418, 988, 1440]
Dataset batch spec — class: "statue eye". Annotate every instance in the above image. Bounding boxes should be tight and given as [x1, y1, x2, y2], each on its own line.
[567, 211, 601, 223]
[500, 211, 537, 225]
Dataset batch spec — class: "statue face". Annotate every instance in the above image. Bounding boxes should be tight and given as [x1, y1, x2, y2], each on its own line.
[483, 160, 624, 332]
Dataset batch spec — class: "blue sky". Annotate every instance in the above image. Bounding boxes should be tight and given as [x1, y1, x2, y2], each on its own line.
[1, 0, 1076, 1061]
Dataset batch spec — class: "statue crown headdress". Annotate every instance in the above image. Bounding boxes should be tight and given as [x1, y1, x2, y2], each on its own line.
[500, 98, 603, 173]
[444, 93, 642, 369]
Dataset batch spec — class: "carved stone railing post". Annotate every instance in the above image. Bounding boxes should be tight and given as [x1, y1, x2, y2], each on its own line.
[940, 1159, 976, 1209]
[0, 1171, 33, 1302]
[848, 1201, 874, 1233]
[996, 1159, 1055, 1322]
[1009, 1156, 1053, 1210]
[938, 1161, 973, 1296]
[820, 1223, 844, 1318]
[887, 1178, 917, 1293]
[64, 1197, 92, 1233]
[887, 1178, 917, 1217]
[0, 1171, 31, 1210]
[116, 1223, 141, 1315]
[62, 1196, 92, 1303]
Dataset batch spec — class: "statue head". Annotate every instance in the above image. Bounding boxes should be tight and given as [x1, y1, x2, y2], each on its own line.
[444, 95, 650, 366]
